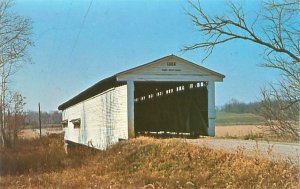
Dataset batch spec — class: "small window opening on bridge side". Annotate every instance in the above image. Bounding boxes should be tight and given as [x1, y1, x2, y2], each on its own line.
[70, 118, 81, 129]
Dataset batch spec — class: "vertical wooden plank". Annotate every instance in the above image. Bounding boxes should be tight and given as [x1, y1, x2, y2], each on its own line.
[207, 81, 216, 136]
[127, 81, 135, 138]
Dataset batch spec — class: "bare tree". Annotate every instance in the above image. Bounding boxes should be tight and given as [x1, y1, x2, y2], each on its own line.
[184, 0, 299, 140]
[24, 110, 62, 128]
[0, 0, 33, 147]
[4, 92, 25, 146]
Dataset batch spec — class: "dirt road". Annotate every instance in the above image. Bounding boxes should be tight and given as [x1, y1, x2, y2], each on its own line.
[187, 138, 300, 163]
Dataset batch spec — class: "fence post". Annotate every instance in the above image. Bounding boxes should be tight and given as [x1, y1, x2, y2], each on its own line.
[38, 103, 41, 138]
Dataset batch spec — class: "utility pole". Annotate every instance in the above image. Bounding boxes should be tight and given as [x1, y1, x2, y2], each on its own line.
[38, 103, 41, 138]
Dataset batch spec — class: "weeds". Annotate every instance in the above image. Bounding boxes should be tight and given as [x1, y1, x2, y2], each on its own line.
[0, 135, 299, 188]
[0, 134, 96, 176]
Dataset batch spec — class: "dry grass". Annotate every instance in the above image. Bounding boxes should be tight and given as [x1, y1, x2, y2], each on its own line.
[18, 129, 40, 139]
[216, 125, 263, 138]
[0, 134, 96, 176]
[0, 135, 299, 189]
[18, 128, 63, 140]
[216, 125, 298, 142]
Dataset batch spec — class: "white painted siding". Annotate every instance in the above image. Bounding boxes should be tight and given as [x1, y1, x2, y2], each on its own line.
[62, 85, 128, 150]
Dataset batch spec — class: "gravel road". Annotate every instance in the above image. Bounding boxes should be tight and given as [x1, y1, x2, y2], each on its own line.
[186, 138, 300, 163]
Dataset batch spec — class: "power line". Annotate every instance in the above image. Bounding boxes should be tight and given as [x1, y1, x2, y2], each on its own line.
[70, 0, 94, 55]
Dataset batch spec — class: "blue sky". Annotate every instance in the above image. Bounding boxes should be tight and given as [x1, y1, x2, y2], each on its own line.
[13, 0, 280, 111]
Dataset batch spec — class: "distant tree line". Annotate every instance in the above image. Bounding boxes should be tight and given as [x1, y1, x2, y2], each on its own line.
[25, 111, 62, 128]
[219, 99, 260, 114]
[220, 99, 298, 120]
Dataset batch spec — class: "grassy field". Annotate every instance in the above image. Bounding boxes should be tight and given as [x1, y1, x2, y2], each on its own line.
[0, 134, 299, 189]
[215, 112, 270, 140]
[216, 111, 264, 125]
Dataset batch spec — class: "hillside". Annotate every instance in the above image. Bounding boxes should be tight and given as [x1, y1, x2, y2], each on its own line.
[216, 111, 264, 125]
[1, 134, 299, 188]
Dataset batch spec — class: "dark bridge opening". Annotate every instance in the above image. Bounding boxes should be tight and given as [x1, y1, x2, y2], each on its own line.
[134, 81, 208, 138]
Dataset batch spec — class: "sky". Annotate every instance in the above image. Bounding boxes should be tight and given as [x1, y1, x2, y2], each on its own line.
[12, 0, 281, 111]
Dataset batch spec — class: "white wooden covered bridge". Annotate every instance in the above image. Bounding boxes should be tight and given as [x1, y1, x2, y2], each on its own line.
[58, 55, 224, 150]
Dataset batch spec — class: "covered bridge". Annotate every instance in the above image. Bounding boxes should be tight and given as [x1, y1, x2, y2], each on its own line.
[58, 55, 224, 150]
